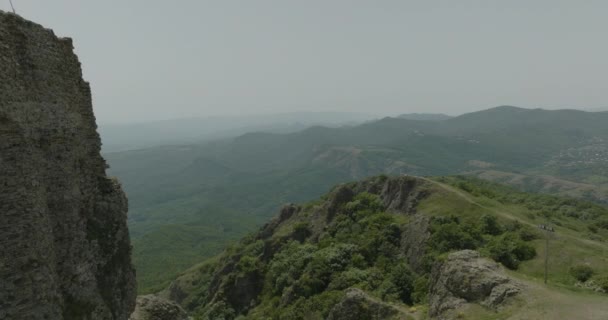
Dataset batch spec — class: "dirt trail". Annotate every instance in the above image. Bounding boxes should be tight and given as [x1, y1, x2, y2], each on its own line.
[419, 177, 535, 226]
[414, 176, 608, 319]
[508, 278, 608, 320]
[419, 176, 607, 250]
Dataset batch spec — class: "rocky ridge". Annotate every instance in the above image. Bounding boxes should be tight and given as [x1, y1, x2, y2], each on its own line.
[161, 176, 528, 319]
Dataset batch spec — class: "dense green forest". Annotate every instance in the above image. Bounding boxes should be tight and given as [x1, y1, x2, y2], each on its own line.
[106, 106, 608, 292]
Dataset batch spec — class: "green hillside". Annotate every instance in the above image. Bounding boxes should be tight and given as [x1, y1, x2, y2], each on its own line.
[105, 106, 608, 292]
[160, 176, 608, 319]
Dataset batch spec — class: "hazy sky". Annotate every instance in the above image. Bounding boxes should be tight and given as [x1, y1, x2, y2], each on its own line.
[4, 1, 607, 123]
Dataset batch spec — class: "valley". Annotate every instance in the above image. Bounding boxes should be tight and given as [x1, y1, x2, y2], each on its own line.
[105, 106, 608, 293]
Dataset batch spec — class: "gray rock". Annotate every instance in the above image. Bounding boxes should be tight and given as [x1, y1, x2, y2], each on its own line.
[429, 250, 522, 318]
[327, 288, 408, 320]
[378, 176, 429, 213]
[130, 295, 189, 320]
[0, 10, 136, 320]
[400, 214, 431, 272]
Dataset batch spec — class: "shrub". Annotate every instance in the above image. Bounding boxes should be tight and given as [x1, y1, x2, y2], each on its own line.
[278, 290, 344, 319]
[343, 192, 383, 216]
[513, 241, 536, 261]
[518, 227, 541, 241]
[294, 273, 325, 297]
[381, 223, 402, 246]
[236, 255, 261, 274]
[588, 225, 598, 234]
[429, 222, 479, 253]
[350, 253, 367, 269]
[292, 222, 311, 242]
[595, 275, 608, 292]
[411, 276, 429, 304]
[486, 233, 536, 270]
[267, 242, 316, 294]
[202, 301, 236, 320]
[569, 265, 594, 282]
[596, 218, 608, 230]
[479, 214, 503, 235]
[389, 263, 415, 304]
[328, 268, 369, 290]
[307, 244, 359, 289]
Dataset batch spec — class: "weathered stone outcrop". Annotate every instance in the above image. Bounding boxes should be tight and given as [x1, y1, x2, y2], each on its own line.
[429, 250, 522, 318]
[129, 295, 188, 320]
[400, 214, 431, 271]
[327, 288, 410, 320]
[347, 175, 431, 214]
[0, 11, 136, 319]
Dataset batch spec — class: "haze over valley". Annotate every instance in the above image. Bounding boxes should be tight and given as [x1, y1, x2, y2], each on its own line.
[105, 105, 608, 292]
[3, 2, 608, 319]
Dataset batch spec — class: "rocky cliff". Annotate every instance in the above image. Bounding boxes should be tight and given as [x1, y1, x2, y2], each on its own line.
[0, 11, 136, 319]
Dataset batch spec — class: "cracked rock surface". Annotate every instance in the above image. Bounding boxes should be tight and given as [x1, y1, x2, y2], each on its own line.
[0, 11, 136, 320]
[327, 288, 407, 320]
[429, 250, 522, 318]
[130, 295, 189, 320]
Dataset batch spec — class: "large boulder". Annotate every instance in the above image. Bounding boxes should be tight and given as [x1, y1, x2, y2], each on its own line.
[130, 295, 189, 320]
[327, 288, 411, 320]
[429, 250, 522, 318]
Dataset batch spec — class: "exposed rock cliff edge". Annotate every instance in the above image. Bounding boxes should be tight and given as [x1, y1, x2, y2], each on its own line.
[0, 11, 136, 320]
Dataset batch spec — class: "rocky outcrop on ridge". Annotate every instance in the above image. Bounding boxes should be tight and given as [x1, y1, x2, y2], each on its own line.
[129, 295, 189, 320]
[327, 288, 411, 320]
[429, 250, 522, 318]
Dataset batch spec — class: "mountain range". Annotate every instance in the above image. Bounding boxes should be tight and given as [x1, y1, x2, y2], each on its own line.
[105, 106, 608, 292]
[99, 112, 378, 152]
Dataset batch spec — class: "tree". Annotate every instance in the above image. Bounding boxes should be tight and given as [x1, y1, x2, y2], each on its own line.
[479, 214, 503, 235]
[486, 233, 536, 270]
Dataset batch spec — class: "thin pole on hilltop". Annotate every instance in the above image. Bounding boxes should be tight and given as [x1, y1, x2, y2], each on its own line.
[9, 0, 16, 14]
[544, 226, 549, 284]
[538, 222, 555, 285]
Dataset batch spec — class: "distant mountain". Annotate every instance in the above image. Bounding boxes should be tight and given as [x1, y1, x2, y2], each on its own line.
[397, 113, 453, 121]
[106, 106, 608, 291]
[584, 107, 608, 112]
[99, 112, 378, 152]
[441, 105, 608, 134]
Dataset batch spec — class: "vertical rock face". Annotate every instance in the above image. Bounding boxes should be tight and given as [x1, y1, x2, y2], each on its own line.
[0, 11, 136, 320]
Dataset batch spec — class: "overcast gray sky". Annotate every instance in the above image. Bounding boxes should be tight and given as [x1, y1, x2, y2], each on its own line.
[5, 1, 607, 123]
